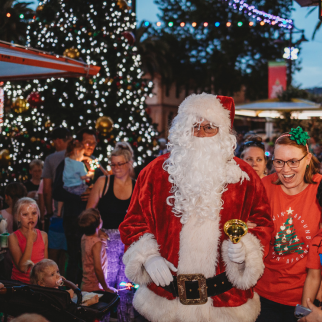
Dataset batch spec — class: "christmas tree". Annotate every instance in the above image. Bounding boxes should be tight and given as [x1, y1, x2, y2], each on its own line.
[0, 0, 158, 190]
[274, 215, 304, 256]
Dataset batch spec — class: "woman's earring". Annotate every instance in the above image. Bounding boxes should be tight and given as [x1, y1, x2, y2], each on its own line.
[306, 165, 309, 169]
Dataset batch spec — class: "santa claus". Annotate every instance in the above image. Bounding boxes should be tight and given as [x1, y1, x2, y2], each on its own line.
[119, 93, 273, 322]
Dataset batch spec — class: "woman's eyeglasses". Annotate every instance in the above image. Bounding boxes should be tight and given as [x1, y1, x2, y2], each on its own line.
[110, 162, 128, 168]
[272, 154, 307, 169]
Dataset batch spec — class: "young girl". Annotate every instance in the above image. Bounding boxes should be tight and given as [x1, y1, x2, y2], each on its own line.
[57, 140, 93, 216]
[8, 197, 48, 284]
[0, 182, 27, 233]
[78, 208, 116, 293]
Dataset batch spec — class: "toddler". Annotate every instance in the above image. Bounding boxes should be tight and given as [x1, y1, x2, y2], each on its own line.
[301, 228, 322, 307]
[57, 140, 93, 216]
[8, 197, 48, 284]
[30, 258, 101, 306]
[78, 208, 116, 293]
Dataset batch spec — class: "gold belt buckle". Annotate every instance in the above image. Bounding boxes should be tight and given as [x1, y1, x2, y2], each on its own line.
[177, 274, 208, 305]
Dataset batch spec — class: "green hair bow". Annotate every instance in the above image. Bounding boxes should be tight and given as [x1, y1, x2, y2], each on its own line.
[289, 126, 310, 146]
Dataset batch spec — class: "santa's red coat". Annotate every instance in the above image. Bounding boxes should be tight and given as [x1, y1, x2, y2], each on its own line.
[119, 154, 273, 322]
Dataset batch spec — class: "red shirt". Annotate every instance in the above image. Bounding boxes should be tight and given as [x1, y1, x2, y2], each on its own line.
[255, 173, 322, 306]
[306, 229, 322, 270]
[11, 229, 45, 284]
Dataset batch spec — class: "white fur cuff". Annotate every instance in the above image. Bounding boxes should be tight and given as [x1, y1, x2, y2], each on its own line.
[222, 233, 264, 290]
[122, 233, 160, 285]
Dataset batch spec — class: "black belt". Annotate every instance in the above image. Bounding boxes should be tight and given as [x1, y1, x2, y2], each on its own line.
[161, 272, 233, 305]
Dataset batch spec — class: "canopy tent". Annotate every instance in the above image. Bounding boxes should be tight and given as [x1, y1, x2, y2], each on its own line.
[0, 41, 100, 81]
[236, 98, 322, 119]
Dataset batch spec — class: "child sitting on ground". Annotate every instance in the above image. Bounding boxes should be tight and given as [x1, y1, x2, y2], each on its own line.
[301, 228, 322, 308]
[78, 208, 117, 293]
[8, 197, 47, 284]
[30, 259, 100, 306]
[57, 139, 94, 216]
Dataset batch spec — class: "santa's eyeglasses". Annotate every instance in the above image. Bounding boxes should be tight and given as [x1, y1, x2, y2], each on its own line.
[193, 124, 218, 135]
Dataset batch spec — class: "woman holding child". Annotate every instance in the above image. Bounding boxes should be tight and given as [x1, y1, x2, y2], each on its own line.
[253, 127, 322, 322]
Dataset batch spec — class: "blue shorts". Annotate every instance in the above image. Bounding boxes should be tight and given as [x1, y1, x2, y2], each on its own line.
[48, 217, 67, 251]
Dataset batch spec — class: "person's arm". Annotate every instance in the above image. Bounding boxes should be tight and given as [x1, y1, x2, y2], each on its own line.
[41, 231, 48, 259]
[86, 176, 107, 209]
[221, 169, 274, 290]
[92, 241, 115, 293]
[302, 269, 322, 307]
[299, 298, 322, 322]
[43, 178, 53, 214]
[9, 226, 37, 273]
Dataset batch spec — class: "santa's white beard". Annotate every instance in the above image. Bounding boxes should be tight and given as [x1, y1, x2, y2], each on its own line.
[164, 133, 248, 224]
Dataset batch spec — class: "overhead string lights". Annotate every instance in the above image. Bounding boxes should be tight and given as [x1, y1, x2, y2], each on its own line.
[148, 0, 293, 30]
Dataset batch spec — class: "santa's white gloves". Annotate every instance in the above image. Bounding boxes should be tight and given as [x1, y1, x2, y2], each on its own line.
[227, 240, 246, 264]
[144, 255, 178, 287]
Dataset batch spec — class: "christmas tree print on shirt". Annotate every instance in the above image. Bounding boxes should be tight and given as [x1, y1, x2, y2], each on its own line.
[274, 213, 304, 256]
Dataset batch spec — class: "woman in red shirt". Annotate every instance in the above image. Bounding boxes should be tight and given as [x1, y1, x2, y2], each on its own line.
[255, 127, 321, 322]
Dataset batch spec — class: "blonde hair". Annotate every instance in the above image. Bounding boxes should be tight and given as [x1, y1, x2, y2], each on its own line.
[111, 142, 134, 177]
[29, 159, 44, 170]
[13, 197, 40, 228]
[30, 259, 57, 285]
[111, 142, 134, 162]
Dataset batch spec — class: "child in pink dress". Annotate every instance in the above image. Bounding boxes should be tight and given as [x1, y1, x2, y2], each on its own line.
[78, 208, 116, 293]
[8, 197, 48, 284]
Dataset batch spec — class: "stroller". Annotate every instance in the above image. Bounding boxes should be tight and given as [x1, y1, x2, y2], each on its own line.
[0, 279, 119, 322]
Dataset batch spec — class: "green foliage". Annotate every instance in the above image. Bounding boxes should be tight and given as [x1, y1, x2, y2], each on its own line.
[0, 0, 34, 44]
[153, 0, 295, 100]
[277, 85, 309, 102]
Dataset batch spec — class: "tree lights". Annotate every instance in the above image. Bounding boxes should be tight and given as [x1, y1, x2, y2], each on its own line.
[1, 0, 157, 185]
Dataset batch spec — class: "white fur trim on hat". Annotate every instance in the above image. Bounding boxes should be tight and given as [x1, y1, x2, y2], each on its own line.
[222, 233, 265, 290]
[178, 93, 231, 129]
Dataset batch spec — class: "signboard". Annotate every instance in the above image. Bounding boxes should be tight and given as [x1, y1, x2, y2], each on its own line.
[268, 61, 287, 99]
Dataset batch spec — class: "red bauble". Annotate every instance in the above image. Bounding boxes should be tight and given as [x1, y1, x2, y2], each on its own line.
[122, 32, 135, 46]
[27, 92, 43, 108]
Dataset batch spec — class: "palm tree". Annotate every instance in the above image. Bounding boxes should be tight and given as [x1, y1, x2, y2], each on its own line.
[136, 22, 173, 82]
[0, 0, 34, 44]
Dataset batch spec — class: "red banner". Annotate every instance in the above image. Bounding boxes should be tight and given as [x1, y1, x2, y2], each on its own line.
[268, 61, 287, 99]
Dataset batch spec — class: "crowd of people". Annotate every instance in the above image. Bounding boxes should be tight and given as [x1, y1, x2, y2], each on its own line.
[1, 93, 322, 322]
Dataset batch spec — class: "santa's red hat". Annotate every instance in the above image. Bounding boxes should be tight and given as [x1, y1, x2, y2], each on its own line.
[178, 93, 235, 130]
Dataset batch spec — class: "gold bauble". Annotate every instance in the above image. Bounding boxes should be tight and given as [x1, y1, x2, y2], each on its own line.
[30, 137, 36, 142]
[117, 0, 131, 10]
[45, 120, 52, 128]
[137, 136, 142, 142]
[96, 116, 113, 136]
[36, 5, 44, 13]
[89, 79, 94, 85]
[63, 47, 80, 59]
[0, 149, 11, 167]
[12, 98, 29, 114]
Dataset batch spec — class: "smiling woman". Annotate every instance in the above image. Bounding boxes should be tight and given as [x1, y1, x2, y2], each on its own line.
[254, 127, 322, 322]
